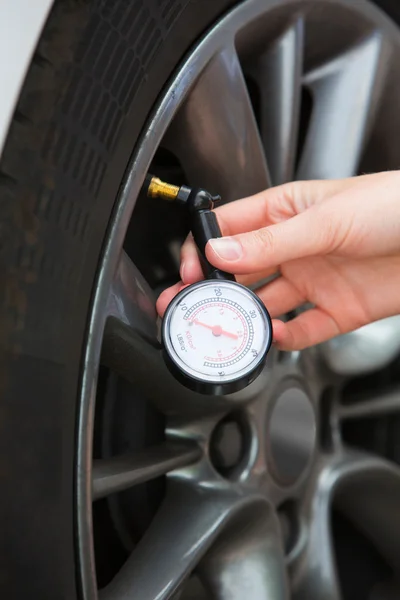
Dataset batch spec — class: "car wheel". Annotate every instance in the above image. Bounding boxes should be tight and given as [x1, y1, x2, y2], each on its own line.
[1, 1, 400, 599]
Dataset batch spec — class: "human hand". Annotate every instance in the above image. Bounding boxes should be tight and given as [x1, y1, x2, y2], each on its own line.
[157, 172, 400, 350]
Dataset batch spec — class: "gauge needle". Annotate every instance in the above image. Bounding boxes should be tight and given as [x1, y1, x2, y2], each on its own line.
[193, 319, 239, 339]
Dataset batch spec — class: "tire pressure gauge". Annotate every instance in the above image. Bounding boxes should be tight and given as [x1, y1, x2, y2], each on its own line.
[143, 175, 273, 394]
[162, 279, 272, 394]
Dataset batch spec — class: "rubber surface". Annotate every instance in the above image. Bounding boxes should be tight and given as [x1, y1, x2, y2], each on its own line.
[0, 1, 237, 598]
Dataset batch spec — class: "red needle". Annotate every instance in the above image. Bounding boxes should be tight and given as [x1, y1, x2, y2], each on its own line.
[193, 319, 238, 340]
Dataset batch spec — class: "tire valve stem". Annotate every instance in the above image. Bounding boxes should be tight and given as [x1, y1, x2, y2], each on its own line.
[143, 173, 194, 205]
[142, 173, 232, 281]
[144, 175, 180, 201]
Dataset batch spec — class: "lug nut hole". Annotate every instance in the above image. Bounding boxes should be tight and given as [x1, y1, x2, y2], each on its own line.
[209, 412, 250, 478]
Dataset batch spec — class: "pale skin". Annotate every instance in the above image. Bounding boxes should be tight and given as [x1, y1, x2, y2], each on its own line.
[157, 171, 400, 351]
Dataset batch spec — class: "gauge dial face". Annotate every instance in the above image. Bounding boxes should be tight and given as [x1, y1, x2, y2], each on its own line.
[162, 281, 272, 384]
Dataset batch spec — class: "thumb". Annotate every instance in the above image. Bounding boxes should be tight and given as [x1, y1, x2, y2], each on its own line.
[205, 205, 336, 274]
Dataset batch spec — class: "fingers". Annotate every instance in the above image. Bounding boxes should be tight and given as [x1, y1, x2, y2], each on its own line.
[180, 235, 203, 284]
[211, 175, 363, 234]
[273, 308, 341, 350]
[257, 277, 306, 318]
[157, 269, 284, 317]
[240, 268, 277, 287]
[180, 234, 277, 286]
[206, 171, 400, 275]
[159, 174, 376, 319]
[156, 281, 188, 317]
[180, 176, 363, 282]
[206, 205, 335, 274]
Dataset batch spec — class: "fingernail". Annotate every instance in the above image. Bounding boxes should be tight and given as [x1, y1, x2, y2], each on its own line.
[180, 261, 186, 282]
[209, 237, 242, 261]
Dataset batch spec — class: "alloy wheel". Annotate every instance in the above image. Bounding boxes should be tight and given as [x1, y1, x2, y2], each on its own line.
[77, 1, 400, 598]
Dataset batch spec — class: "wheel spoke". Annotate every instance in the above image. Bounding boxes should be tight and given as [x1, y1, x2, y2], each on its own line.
[100, 486, 260, 600]
[339, 388, 400, 420]
[294, 449, 400, 599]
[92, 442, 202, 501]
[199, 504, 289, 600]
[165, 44, 270, 201]
[333, 450, 400, 572]
[248, 18, 303, 185]
[102, 251, 249, 415]
[103, 251, 196, 413]
[320, 316, 400, 376]
[107, 250, 158, 343]
[291, 461, 341, 600]
[101, 316, 238, 416]
[297, 32, 389, 180]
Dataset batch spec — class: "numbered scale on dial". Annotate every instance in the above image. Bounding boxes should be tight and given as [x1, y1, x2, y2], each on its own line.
[162, 280, 272, 394]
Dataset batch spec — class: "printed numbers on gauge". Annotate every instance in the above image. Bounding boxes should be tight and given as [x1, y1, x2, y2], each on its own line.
[163, 280, 272, 384]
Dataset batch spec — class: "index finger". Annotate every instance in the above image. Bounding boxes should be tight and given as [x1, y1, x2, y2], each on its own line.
[180, 176, 362, 283]
[180, 186, 289, 283]
[180, 233, 277, 285]
[214, 176, 362, 236]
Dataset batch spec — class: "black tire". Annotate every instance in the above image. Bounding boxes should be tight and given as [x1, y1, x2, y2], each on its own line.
[0, 1, 237, 598]
[0, 0, 399, 598]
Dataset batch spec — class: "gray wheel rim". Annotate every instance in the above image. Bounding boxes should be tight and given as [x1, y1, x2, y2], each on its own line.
[76, 1, 400, 599]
